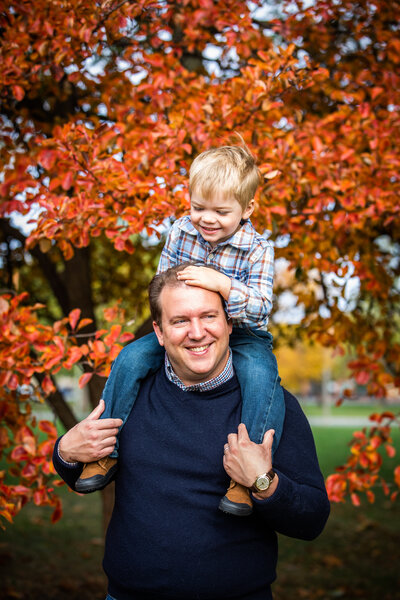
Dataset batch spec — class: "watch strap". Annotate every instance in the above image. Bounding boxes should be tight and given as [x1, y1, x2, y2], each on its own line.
[251, 469, 275, 492]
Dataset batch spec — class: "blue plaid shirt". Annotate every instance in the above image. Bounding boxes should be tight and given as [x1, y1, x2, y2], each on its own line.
[157, 216, 274, 331]
[165, 349, 234, 392]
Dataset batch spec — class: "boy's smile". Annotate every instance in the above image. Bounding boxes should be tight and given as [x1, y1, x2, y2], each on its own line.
[190, 193, 254, 247]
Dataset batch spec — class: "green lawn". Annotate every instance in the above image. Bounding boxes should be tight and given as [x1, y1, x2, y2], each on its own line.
[1, 424, 400, 600]
[275, 425, 400, 600]
[303, 402, 399, 419]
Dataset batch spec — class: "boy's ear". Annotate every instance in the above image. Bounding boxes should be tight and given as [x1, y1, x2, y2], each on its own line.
[242, 198, 255, 220]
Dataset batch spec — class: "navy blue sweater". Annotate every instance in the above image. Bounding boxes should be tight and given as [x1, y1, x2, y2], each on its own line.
[53, 368, 330, 600]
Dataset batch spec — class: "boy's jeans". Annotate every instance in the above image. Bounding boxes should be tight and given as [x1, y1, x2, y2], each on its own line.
[101, 328, 284, 456]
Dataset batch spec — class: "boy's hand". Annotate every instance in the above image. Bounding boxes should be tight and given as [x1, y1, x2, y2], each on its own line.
[177, 265, 231, 300]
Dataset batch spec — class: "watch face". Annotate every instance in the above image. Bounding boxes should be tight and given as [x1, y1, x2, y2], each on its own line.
[256, 476, 270, 491]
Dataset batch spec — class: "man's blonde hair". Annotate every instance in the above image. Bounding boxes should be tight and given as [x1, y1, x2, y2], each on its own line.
[189, 140, 261, 209]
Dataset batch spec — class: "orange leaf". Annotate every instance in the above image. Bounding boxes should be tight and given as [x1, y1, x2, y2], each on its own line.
[12, 85, 25, 101]
[38, 420, 58, 438]
[79, 372, 93, 388]
[385, 444, 396, 458]
[76, 318, 93, 331]
[69, 308, 81, 330]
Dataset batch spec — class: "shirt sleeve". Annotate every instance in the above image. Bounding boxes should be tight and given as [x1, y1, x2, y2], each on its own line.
[157, 222, 180, 274]
[252, 389, 331, 540]
[52, 437, 84, 491]
[226, 243, 274, 328]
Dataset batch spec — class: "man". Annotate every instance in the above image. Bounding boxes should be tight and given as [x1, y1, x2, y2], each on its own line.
[53, 264, 330, 600]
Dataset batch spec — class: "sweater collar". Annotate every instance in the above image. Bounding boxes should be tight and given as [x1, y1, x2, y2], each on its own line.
[164, 349, 233, 392]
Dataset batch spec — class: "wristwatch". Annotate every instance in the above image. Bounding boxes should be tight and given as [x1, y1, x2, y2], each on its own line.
[251, 469, 275, 493]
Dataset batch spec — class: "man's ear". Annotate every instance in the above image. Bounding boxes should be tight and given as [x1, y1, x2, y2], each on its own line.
[153, 321, 164, 346]
[227, 318, 233, 335]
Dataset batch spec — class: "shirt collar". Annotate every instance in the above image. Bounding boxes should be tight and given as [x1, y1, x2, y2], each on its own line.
[164, 349, 234, 392]
[178, 215, 257, 251]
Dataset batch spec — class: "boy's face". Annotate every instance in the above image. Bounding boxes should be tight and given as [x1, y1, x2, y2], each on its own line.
[190, 192, 254, 247]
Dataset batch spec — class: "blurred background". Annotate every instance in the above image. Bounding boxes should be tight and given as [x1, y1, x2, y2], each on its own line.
[1, 0, 400, 598]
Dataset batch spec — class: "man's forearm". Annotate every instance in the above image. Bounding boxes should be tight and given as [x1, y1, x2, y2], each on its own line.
[253, 470, 330, 540]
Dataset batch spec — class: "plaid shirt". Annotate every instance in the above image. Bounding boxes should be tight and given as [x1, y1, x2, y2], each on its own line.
[157, 215, 274, 330]
[165, 349, 234, 392]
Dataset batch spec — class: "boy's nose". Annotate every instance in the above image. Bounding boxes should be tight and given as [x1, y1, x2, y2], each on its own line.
[202, 211, 216, 223]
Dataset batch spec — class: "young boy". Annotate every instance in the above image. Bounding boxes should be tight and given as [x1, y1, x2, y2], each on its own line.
[75, 142, 284, 517]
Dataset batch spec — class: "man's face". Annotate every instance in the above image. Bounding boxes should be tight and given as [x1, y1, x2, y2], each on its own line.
[153, 283, 232, 386]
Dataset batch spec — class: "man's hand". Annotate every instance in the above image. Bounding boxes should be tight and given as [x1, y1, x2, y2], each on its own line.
[58, 399, 123, 463]
[176, 266, 231, 300]
[223, 423, 278, 499]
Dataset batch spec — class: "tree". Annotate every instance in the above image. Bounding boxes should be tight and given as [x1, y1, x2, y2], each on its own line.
[1, 0, 399, 526]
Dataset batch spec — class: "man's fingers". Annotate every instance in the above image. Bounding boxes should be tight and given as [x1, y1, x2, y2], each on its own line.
[227, 432, 238, 447]
[262, 429, 275, 447]
[237, 423, 250, 441]
[95, 418, 123, 430]
[86, 399, 105, 421]
[99, 435, 118, 449]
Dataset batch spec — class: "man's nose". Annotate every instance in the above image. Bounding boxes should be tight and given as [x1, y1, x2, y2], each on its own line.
[187, 318, 205, 339]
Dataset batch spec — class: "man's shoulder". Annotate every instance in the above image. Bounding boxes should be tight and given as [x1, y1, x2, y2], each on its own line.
[281, 388, 313, 436]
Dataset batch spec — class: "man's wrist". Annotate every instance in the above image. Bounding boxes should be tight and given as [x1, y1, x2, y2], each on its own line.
[58, 438, 78, 466]
[251, 473, 279, 500]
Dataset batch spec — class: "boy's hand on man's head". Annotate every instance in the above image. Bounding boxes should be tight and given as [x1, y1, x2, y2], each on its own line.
[177, 265, 231, 300]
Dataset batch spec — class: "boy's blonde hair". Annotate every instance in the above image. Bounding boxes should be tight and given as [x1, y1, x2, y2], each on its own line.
[189, 140, 261, 209]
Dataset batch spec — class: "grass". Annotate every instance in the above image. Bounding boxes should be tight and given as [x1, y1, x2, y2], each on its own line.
[1, 422, 400, 600]
[302, 402, 391, 418]
[274, 425, 400, 600]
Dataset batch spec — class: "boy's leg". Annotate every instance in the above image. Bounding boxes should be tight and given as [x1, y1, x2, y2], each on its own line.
[230, 327, 284, 448]
[218, 328, 285, 516]
[75, 332, 164, 493]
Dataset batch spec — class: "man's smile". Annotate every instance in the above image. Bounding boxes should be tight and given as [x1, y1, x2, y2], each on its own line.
[186, 343, 212, 354]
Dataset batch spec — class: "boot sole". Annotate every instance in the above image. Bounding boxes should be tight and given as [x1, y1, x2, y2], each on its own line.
[218, 496, 253, 516]
[75, 464, 118, 494]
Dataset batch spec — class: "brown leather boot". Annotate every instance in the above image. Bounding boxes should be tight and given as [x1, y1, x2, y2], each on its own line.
[218, 479, 253, 516]
[75, 457, 118, 493]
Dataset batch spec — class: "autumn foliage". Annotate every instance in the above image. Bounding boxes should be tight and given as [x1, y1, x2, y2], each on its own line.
[1, 0, 400, 525]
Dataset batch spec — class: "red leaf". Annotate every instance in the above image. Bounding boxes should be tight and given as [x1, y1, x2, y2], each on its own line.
[38, 420, 58, 438]
[76, 318, 93, 331]
[61, 171, 73, 191]
[11, 445, 30, 462]
[385, 444, 396, 458]
[12, 85, 25, 101]
[79, 372, 93, 388]
[119, 332, 134, 343]
[41, 375, 55, 395]
[51, 500, 63, 523]
[69, 308, 81, 330]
